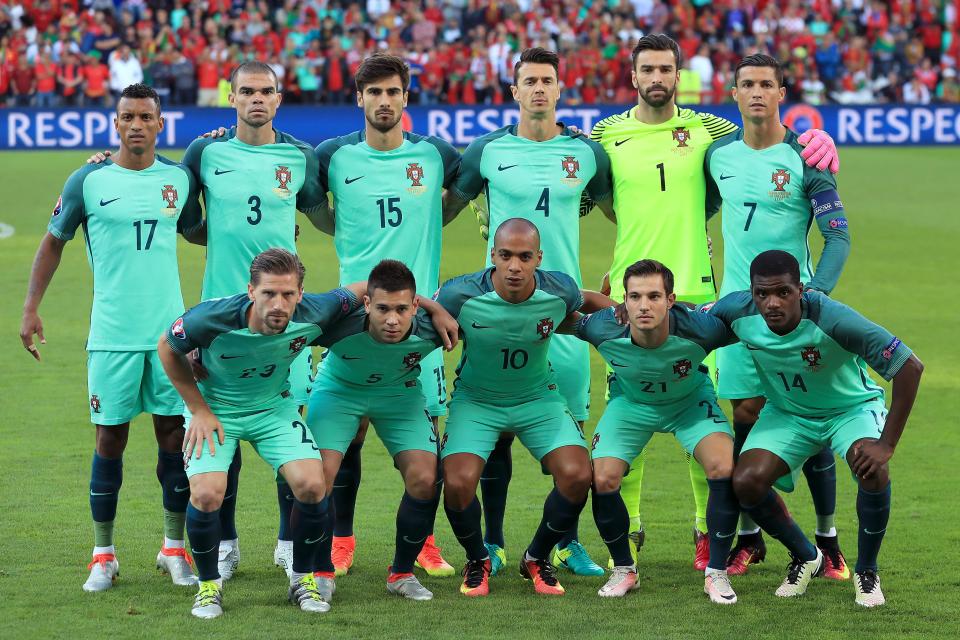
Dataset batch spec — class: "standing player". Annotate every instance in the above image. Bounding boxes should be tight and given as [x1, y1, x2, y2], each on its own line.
[704, 54, 853, 577]
[709, 250, 922, 607]
[570, 260, 739, 603]
[442, 47, 615, 576]
[307, 260, 458, 601]
[181, 61, 327, 579]
[435, 219, 614, 597]
[310, 53, 460, 578]
[589, 34, 840, 568]
[158, 249, 366, 618]
[20, 83, 203, 591]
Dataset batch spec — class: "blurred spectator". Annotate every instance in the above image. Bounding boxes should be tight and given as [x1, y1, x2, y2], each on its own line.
[903, 76, 931, 104]
[81, 52, 110, 107]
[171, 51, 196, 105]
[11, 56, 35, 107]
[938, 68, 959, 102]
[109, 45, 142, 103]
[801, 69, 826, 105]
[57, 50, 84, 106]
[34, 50, 56, 107]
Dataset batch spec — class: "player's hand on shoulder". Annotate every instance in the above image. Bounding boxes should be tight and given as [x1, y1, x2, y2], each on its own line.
[600, 272, 611, 297]
[614, 301, 628, 325]
[566, 123, 582, 135]
[851, 439, 894, 480]
[797, 129, 840, 174]
[183, 408, 224, 460]
[421, 297, 459, 351]
[200, 127, 228, 139]
[19, 310, 45, 361]
[85, 150, 111, 164]
[188, 349, 209, 381]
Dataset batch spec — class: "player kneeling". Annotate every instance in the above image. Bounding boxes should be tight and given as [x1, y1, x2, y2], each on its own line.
[158, 249, 366, 619]
[305, 260, 459, 601]
[568, 260, 740, 603]
[708, 251, 922, 607]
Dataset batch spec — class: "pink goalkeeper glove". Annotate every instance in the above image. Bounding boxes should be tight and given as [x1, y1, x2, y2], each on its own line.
[797, 128, 840, 174]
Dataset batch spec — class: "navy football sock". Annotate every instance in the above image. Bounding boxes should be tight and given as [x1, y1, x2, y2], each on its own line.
[592, 490, 633, 567]
[855, 483, 891, 573]
[156, 450, 189, 541]
[290, 497, 329, 575]
[444, 497, 488, 561]
[392, 492, 434, 573]
[706, 478, 740, 571]
[187, 504, 221, 581]
[741, 489, 816, 561]
[528, 488, 586, 560]
[90, 452, 122, 547]
[803, 447, 837, 534]
[333, 441, 362, 537]
[219, 448, 241, 541]
[277, 481, 295, 542]
[480, 436, 512, 548]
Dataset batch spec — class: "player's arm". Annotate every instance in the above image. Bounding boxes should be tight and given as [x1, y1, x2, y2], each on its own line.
[178, 164, 207, 245]
[157, 336, 223, 460]
[444, 137, 486, 227]
[442, 189, 472, 226]
[803, 167, 850, 294]
[301, 196, 335, 235]
[584, 138, 616, 223]
[416, 296, 459, 351]
[20, 232, 67, 360]
[21, 174, 87, 360]
[307, 139, 340, 235]
[579, 289, 616, 314]
[556, 311, 583, 335]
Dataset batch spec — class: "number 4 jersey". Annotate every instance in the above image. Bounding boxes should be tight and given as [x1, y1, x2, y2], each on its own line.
[48, 157, 202, 351]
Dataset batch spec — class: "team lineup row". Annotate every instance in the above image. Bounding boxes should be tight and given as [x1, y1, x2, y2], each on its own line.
[17, 35, 920, 619]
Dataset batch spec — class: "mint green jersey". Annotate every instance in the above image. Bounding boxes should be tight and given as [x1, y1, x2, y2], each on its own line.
[575, 306, 734, 406]
[434, 268, 583, 404]
[165, 289, 360, 415]
[315, 307, 443, 390]
[48, 157, 202, 351]
[316, 130, 460, 295]
[707, 290, 913, 416]
[451, 125, 612, 285]
[705, 129, 850, 297]
[182, 128, 325, 300]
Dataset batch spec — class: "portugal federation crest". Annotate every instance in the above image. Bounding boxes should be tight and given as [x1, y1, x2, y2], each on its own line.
[90, 394, 102, 413]
[673, 358, 692, 379]
[672, 127, 690, 147]
[289, 336, 308, 354]
[274, 165, 292, 197]
[161, 184, 179, 216]
[536, 317, 554, 340]
[770, 169, 791, 200]
[591, 432, 600, 451]
[403, 351, 423, 368]
[801, 346, 822, 369]
[560, 156, 582, 186]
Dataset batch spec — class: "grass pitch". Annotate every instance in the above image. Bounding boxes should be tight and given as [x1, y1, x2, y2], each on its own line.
[0, 147, 957, 639]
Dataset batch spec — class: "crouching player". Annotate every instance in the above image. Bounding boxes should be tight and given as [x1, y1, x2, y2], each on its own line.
[158, 249, 365, 618]
[709, 250, 922, 607]
[306, 260, 459, 602]
[569, 260, 740, 603]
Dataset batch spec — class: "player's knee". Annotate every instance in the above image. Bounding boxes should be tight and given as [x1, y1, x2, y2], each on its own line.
[190, 484, 224, 511]
[442, 470, 478, 509]
[702, 457, 734, 480]
[289, 475, 326, 503]
[859, 466, 890, 491]
[732, 398, 763, 425]
[95, 428, 128, 458]
[593, 470, 622, 494]
[732, 465, 767, 505]
[555, 463, 592, 500]
[404, 467, 437, 501]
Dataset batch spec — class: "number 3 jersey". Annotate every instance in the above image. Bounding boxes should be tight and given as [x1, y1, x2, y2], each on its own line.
[182, 128, 325, 300]
[433, 268, 583, 405]
[706, 290, 913, 416]
[48, 157, 202, 351]
[165, 289, 360, 415]
[315, 130, 460, 297]
[574, 306, 734, 406]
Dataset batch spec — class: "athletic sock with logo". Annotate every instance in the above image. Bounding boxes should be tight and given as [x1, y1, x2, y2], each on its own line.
[527, 488, 586, 560]
[855, 483, 891, 572]
[90, 452, 122, 549]
[290, 497, 330, 574]
[186, 504, 221, 581]
[157, 450, 188, 542]
[706, 478, 739, 571]
[392, 492, 434, 573]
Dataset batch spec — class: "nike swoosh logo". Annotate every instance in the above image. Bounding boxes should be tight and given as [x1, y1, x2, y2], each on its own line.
[99, 198, 120, 206]
[340, 355, 361, 360]
[173, 485, 190, 493]
[497, 164, 517, 171]
[471, 321, 491, 329]
[304, 537, 325, 545]
[719, 174, 735, 180]
[545, 521, 565, 533]
[745, 345, 761, 351]
[214, 169, 234, 175]
[610, 360, 628, 368]
[90, 490, 114, 496]
[614, 139, 630, 147]
[193, 545, 218, 554]
[402, 535, 428, 545]
[219, 354, 243, 360]
[862, 528, 886, 535]
[344, 176, 364, 184]
[810, 463, 836, 472]
[715, 531, 736, 539]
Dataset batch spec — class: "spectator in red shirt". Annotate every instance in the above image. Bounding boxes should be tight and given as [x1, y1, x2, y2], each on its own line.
[81, 52, 109, 107]
[196, 50, 220, 106]
[323, 41, 350, 104]
[57, 50, 84, 106]
[34, 50, 57, 107]
[0, 61, 11, 107]
[11, 56, 36, 107]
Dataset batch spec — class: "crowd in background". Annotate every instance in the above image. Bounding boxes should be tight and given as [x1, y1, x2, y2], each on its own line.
[0, 0, 957, 108]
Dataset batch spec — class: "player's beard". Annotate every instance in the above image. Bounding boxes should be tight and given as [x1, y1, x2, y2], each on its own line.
[639, 83, 676, 108]
[367, 110, 402, 134]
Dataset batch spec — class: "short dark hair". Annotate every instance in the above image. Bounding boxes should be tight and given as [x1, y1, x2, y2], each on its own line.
[367, 259, 417, 296]
[749, 250, 800, 286]
[250, 248, 305, 287]
[631, 34, 682, 69]
[493, 217, 540, 247]
[735, 53, 784, 87]
[513, 47, 560, 85]
[118, 82, 161, 114]
[623, 259, 675, 295]
[355, 53, 410, 92]
[230, 61, 279, 90]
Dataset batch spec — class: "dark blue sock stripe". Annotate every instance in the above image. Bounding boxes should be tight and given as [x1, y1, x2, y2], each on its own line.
[291, 497, 329, 574]
[277, 482, 295, 542]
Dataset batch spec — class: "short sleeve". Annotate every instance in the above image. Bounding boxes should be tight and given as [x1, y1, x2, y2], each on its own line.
[176, 164, 204, 234]
[573, 307, 622, 347]
[298, 288, 362, 333]
[814, 294, 913, 381]
[311, 307, 366, 348]
[296, 142, 327, 211]
[181, 136, 211, 182]
[163, 297, 243, 354]
[584, 138, 612, 202]
[700, 112, 740, 141]
[426, 137, 462, 189]
[450, 137, 487, 201]
[539, 270, 584, 315]
[314, 138, 339, 193]
[412, 307, 446, 349]
[703, 150, 722, 219]
[673, 305, 737, 351]
[699, 290, 754, 329]
[47, 167, 89, 241]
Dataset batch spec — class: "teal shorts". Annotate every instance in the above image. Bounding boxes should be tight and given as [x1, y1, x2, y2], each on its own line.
[306, 377, 439, 458]
[742, 400, 887, 492]
[441, 389, 587, 462]
[550, 333, 590, 421]
[418, 348, 448, 417]
[184, 401, 321, 478]
[591, 375, 732, 463]
[87, 350, 182, 425]
[288, 349, 314, 407]
[716, 342, 763, 400]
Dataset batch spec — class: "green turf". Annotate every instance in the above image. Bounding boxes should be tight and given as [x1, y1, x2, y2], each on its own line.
[1, 148, 957, 639]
